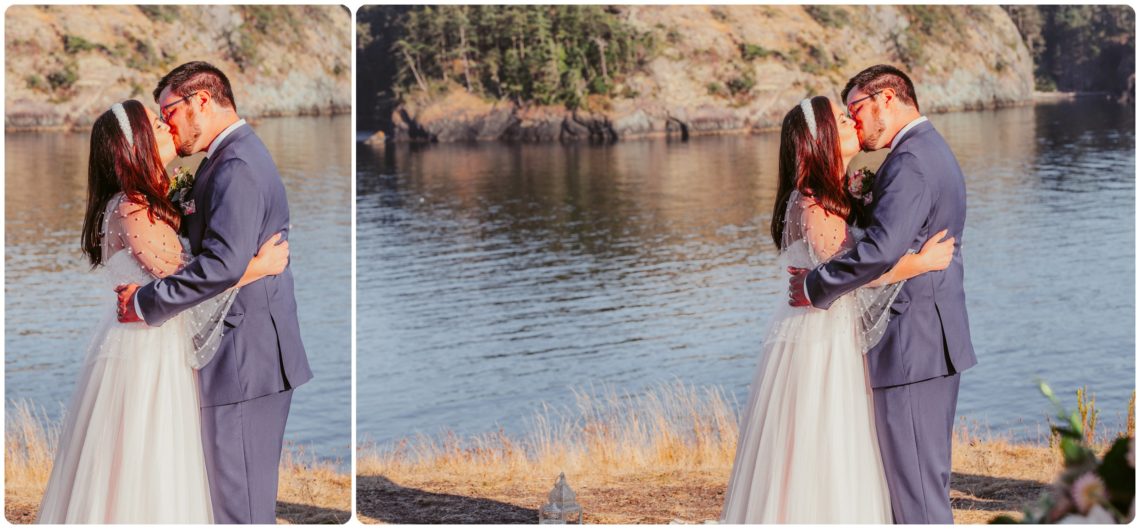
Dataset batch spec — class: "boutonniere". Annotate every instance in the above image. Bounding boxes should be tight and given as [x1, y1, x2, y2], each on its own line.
[848, 167, 876, 206]
[168, 166, 196, 215]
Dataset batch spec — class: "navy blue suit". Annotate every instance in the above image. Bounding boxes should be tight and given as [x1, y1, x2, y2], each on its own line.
[137, 123, 312, 523]
[805, 120, 976, 523]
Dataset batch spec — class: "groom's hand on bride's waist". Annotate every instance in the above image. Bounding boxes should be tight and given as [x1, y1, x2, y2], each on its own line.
[787, 267, 811, 307]
[114, 284, 142, 323]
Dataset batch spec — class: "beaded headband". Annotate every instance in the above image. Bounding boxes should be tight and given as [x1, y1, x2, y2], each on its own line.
[800, 98, 817, 141]
[110, 103, 133, 148]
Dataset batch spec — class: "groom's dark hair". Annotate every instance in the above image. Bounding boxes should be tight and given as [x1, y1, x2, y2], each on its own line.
[842, 65, 919, 112]
[154, 61, 237, 112]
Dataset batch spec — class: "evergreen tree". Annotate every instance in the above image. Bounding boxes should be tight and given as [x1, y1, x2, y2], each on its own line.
[1003, 5, 1134, 95]
[377, 5, 654, 109]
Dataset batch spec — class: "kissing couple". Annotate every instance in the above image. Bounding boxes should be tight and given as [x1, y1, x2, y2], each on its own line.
[36, 61, 312, 524]
[721, 65, 977, 524]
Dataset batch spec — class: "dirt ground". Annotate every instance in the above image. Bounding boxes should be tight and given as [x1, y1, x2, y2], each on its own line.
[357, 440, 1059, 524]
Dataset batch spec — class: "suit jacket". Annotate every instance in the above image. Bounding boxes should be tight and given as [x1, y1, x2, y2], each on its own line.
[805, 120, 977, 388]
[137, 123, 313, 406]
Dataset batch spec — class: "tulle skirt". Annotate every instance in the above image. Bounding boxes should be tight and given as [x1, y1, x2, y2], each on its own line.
[36, 308, 213, 524]
[721, 297, 892, 523]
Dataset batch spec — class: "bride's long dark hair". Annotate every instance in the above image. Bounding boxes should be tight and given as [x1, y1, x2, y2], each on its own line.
[81, 100, 180, 267]
[770, 95, 853, 250]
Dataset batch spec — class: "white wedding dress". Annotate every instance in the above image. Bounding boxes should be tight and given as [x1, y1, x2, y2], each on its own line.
[721, 192, 900, 523]
[37, 193, 234, 524]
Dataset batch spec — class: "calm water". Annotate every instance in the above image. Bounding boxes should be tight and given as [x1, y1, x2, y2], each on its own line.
[358, 100, 1135, 446]
[6, 115, 352, 466]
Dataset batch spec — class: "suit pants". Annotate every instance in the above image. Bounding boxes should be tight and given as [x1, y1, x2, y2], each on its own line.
[200, 389, 293, 524]
[873, 373, 960, 524]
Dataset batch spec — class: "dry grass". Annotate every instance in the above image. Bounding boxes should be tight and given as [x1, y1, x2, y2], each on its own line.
[949, 420, 1061, 523]
[274, 443, 352, 524]
[4, 400, 350, 524]
[5, 402, 58, 524]
[365, 382, 738, 483]
[358, 382, 739, 524]
[358, 382, 1132, 524]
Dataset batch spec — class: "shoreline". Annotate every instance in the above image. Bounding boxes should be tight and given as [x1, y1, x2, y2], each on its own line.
[5, 107, 352, 134]
[359, 94, 1119, 147]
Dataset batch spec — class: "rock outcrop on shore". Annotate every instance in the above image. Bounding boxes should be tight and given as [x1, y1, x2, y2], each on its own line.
[5, 5, 351, 130]
[385, 6, 1033, 143]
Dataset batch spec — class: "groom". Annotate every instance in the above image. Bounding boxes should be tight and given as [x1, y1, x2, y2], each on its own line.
[115, 61, 312, 523]
[788, 65, 977, 523]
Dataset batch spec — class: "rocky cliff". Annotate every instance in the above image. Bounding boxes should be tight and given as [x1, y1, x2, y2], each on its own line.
[6, 5, 351, 130]
[383, 5, 1033, 143]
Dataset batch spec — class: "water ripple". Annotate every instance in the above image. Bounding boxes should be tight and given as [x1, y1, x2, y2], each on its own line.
[359, 101, 1135, 444]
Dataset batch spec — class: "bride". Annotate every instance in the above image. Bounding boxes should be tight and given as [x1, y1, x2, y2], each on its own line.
[36, 100, 289, 523]
[720, 96, 955, 523]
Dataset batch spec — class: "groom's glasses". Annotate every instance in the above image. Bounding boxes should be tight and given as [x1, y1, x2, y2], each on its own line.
[846, 90, 882, 119]
[159, 95, 192, 125]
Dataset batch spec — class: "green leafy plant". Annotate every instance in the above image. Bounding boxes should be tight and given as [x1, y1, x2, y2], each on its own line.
[725, 71, 755, 96]
[800, 41, 834, 74]
[138, 5, 178, 24]
[225, 30, 259, 73]
[739, 43, 777, 61]
[25, 75, 45, 92]
[124, 39, 160, 71]
[63, 35, 102, 54]
[46, 63, 78, 92]
[389, 6, 656, 109]
[990, 382, 1134, 524]
[891, 31, 924, 68]
[804, 6, 848, 29]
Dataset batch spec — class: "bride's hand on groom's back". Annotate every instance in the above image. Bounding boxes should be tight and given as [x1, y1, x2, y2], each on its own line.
[114, 284, 142, 323]
[787, 267, 811, 307]
[917, 229, 954, 272]
[235, 232, 290, 289]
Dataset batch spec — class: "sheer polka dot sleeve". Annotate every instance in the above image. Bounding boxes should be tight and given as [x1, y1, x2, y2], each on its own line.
[106, 194, 237, 369]
[787, 193, 905, 355]
[800, 199, 851, 266]
[113, 199, 187, 279]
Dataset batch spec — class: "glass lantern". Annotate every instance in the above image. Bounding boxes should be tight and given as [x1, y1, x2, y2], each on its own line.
[539, 472, 583, 524]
